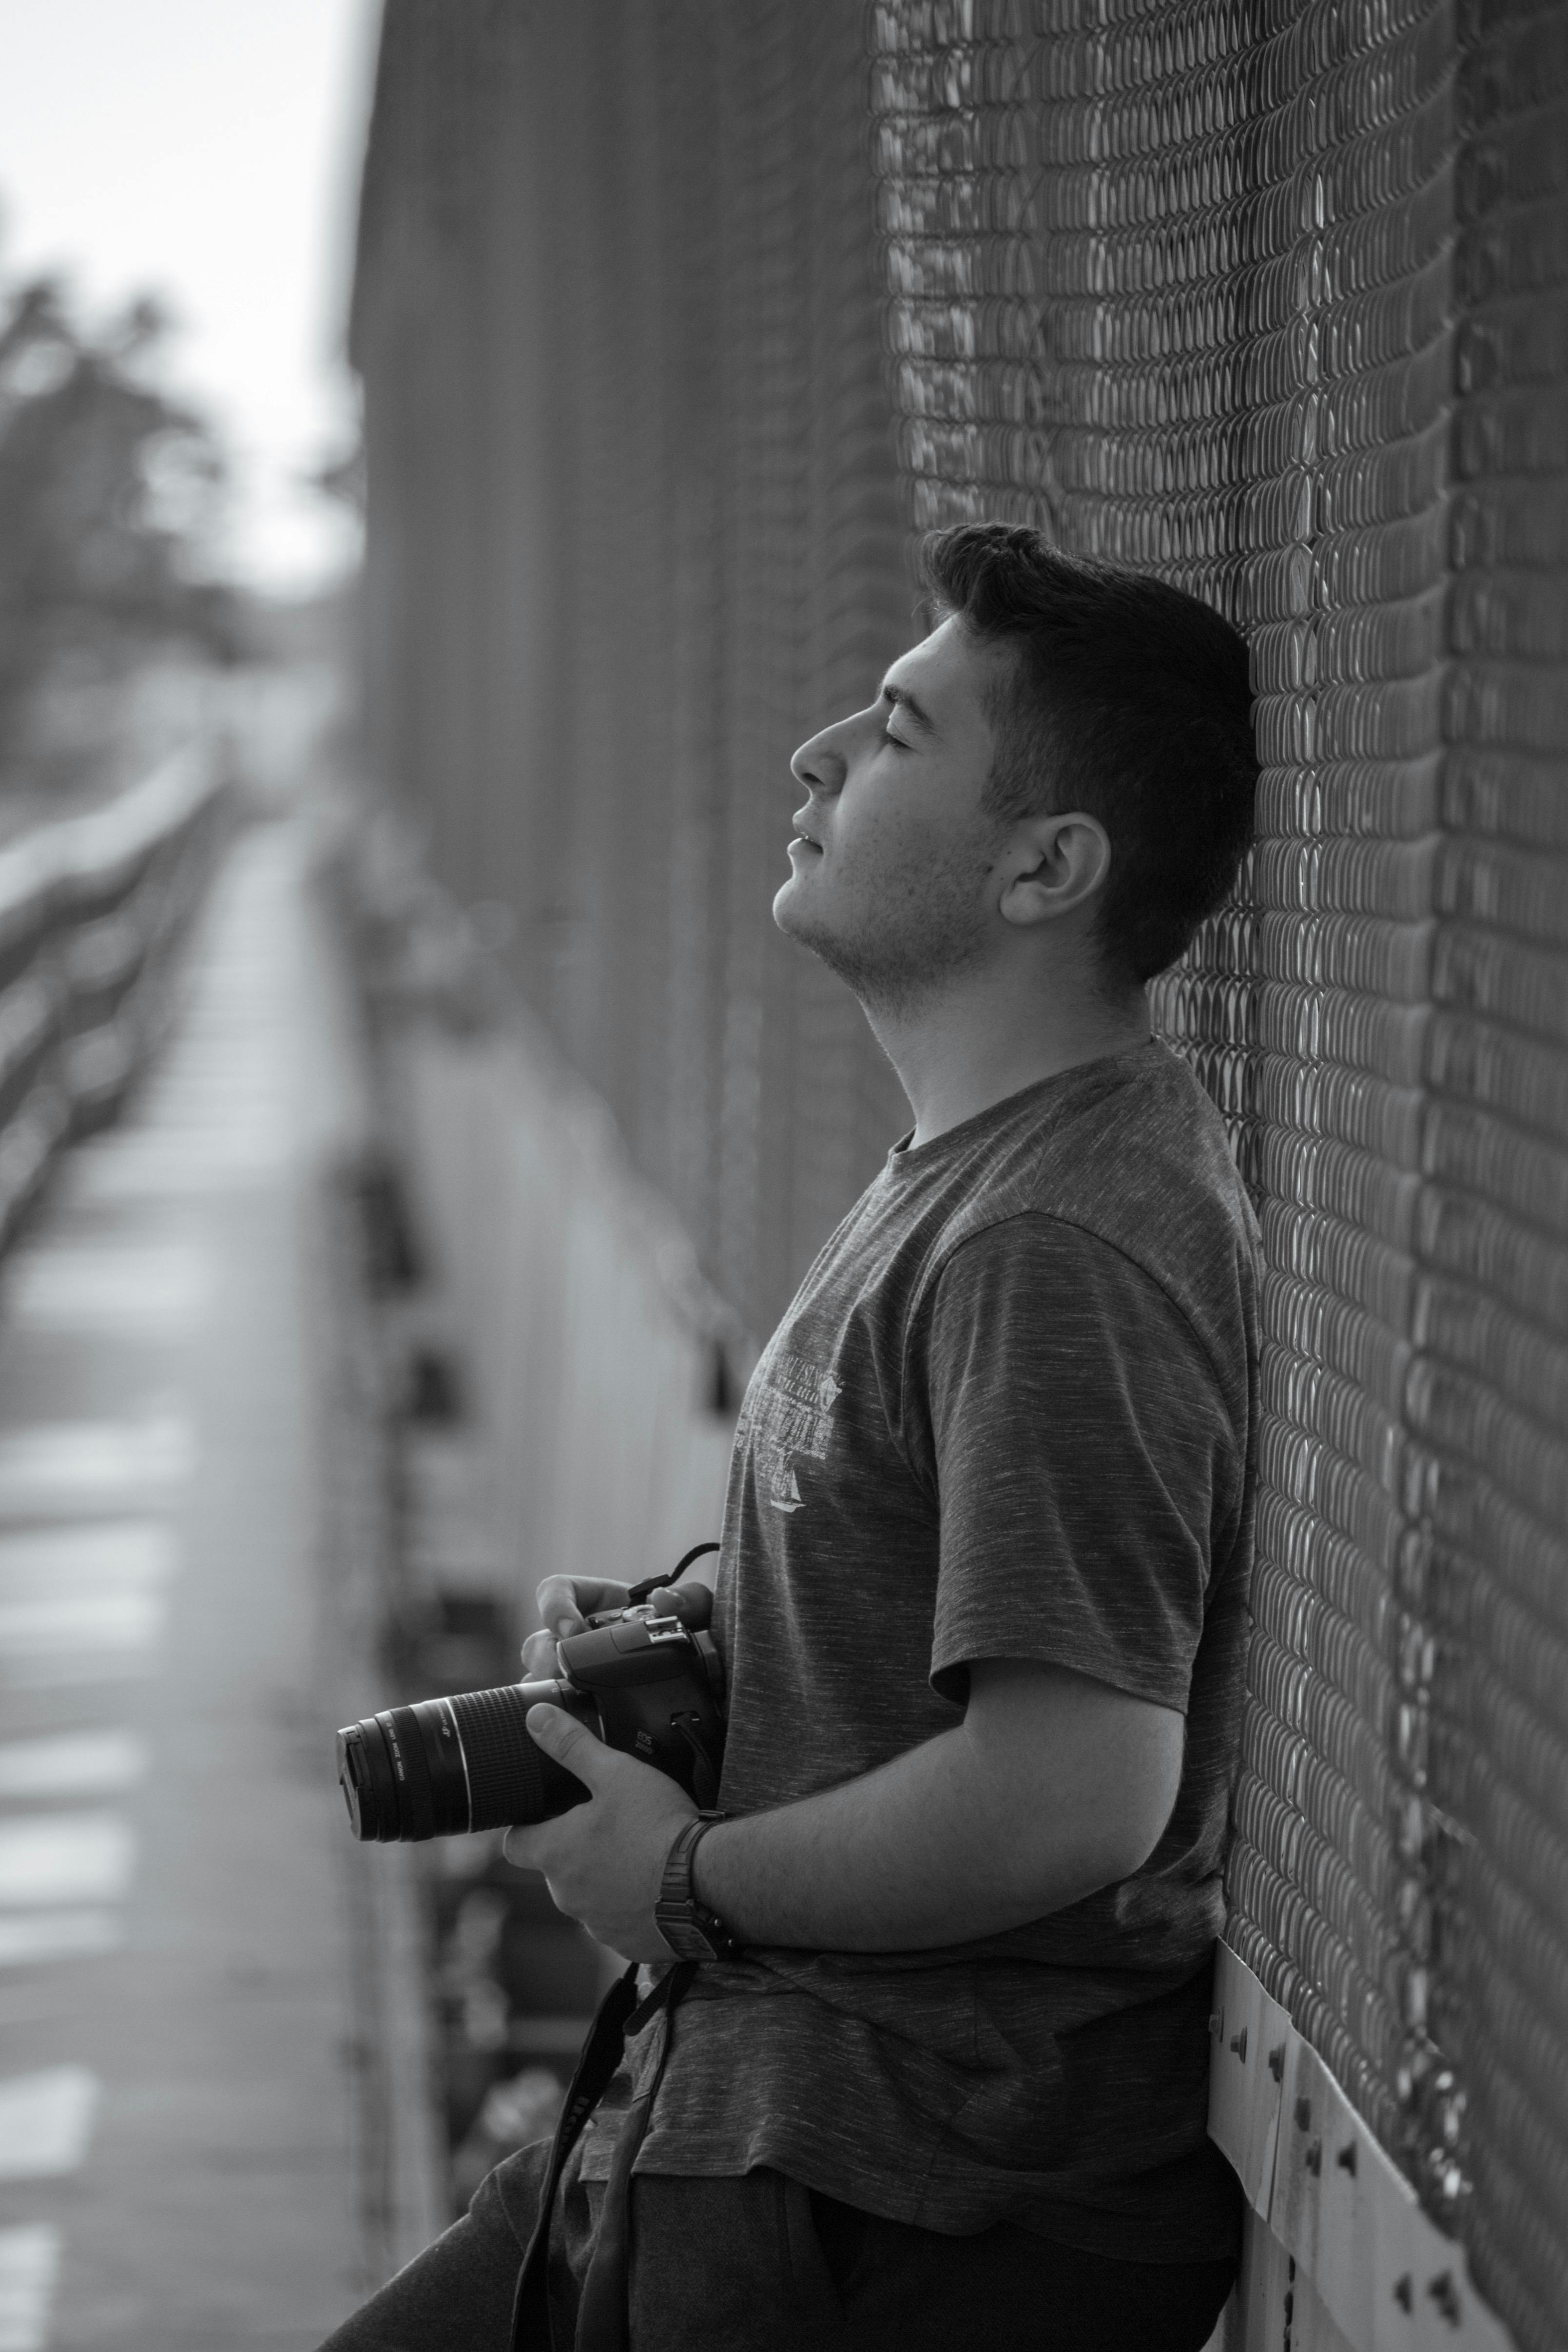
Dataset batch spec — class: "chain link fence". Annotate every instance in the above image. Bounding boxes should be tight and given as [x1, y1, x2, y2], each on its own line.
[353, 0, 913, 1348]
[351, 4, 1568, 2342]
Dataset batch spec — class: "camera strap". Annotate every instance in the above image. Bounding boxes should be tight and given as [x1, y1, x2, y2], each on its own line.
[510, 1956, 697, 2352]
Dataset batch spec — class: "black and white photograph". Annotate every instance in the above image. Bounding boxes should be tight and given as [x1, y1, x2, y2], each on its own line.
[0, 4, 1563, 2350]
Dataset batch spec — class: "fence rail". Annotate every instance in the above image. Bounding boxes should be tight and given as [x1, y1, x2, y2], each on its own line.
[0, 744, 232, 1241]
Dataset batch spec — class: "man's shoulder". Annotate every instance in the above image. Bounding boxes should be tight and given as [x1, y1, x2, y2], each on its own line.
[926, 1045, 1258, 1359]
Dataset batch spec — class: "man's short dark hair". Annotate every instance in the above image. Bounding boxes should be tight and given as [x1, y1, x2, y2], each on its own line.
[920, 523, 1258, 988]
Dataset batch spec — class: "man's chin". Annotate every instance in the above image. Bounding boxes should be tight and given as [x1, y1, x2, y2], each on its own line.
[773, 894, 875, 996]
[772, 876, 818, 939]
[774, 885, 848, 963]
[774, 890, 990, 1017]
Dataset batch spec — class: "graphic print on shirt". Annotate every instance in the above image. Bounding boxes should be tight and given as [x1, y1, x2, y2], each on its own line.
[743, 1347, 843, 1513]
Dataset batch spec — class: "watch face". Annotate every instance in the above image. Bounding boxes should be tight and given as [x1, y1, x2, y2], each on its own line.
[657, 1907, 719, 1960]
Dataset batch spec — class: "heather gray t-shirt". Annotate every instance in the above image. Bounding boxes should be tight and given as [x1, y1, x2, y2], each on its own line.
[611, 1042, 1259, 2259]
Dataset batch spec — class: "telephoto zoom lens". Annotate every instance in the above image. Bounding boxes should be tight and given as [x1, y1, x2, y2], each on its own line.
[337, 1679, 588, 1842]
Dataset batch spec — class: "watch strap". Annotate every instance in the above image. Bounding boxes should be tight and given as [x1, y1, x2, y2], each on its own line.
[655, 1813, 740, 1961]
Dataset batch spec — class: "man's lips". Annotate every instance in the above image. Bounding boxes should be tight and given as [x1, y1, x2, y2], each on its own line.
[789, 831, 822, 854]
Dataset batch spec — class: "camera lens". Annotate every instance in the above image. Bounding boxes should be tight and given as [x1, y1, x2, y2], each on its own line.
[336, 1682, 590, 1842]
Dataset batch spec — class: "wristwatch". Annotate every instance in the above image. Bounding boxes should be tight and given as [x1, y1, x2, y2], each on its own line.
[655, 1813, 742, 1961]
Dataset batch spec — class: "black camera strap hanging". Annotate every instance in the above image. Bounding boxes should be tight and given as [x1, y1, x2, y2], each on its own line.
[509, 1542, 718, 2348]
[509, 1956, 697, 2352]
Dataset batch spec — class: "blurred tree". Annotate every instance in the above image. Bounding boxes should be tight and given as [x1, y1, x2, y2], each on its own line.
[0, 271, 237, 796]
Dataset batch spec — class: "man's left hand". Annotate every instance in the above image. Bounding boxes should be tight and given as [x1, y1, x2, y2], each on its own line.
[503, 1705, 697, 1961]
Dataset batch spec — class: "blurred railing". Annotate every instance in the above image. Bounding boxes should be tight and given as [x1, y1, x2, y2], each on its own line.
[344, 836, 741, 1604]
[0, 744, 233, 1241]
[329, 835, 737, 2211]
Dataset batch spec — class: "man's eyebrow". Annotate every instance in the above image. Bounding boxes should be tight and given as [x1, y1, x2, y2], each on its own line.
[879, 681, 938, 735]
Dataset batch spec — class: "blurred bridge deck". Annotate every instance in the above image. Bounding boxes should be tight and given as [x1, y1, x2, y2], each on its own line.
[0, 807, 439, 2352]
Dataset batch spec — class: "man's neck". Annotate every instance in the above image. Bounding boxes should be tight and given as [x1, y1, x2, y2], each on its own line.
[866, 969, 1152, 1148]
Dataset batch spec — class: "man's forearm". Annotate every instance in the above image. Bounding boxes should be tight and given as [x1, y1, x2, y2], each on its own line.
[510, 1655, 1182, 1963]
[694, 1666, 1175, 1951]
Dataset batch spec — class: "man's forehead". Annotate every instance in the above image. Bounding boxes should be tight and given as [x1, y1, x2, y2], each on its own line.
[881, 616, 1005, 730]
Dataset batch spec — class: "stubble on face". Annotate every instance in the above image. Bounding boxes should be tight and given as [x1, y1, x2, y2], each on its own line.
[776, 813, 1003, 1019]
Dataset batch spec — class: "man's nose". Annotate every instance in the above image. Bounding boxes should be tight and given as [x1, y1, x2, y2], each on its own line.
[789, 725, 847, 794]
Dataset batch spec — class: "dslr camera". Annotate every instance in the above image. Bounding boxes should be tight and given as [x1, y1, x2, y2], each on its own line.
[336, 1565, 725, 1844]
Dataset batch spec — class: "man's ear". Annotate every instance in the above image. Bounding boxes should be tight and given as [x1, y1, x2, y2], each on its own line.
[996, 811, 1112, 929]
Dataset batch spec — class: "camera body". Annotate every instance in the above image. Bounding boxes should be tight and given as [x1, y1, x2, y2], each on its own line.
[551, 1605, 727, 1804]
[337, 1600, 726, 1844]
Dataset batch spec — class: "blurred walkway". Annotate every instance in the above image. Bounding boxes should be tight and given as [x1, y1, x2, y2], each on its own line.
[0, 811, 438, 2351]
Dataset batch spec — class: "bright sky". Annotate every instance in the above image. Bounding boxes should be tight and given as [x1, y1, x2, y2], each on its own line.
[0, 0, 378, 594]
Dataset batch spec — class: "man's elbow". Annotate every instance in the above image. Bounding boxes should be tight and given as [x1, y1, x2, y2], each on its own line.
[1096, 1736, 1184, 1880]
[1006, 1750, 1182, 1910]
[1100, 1783, 1178, 1883]
[1006, 1787, 1175, 1915]
[964, 1660, 1185, 1913]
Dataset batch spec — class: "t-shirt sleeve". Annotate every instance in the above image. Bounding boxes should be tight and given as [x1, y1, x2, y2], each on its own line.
[918, 1213, 1237, 1713]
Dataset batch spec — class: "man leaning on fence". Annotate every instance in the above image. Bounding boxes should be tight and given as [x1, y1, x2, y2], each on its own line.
[321, 522, 1262, 2352]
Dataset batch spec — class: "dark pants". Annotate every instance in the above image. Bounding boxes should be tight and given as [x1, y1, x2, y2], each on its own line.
[318, 2138, 1236, 2352]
